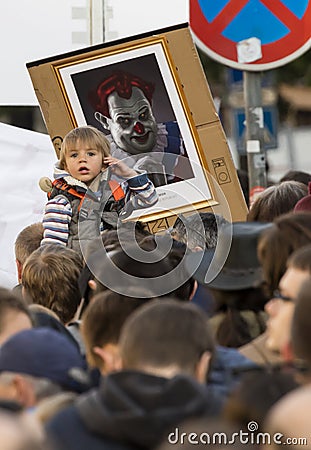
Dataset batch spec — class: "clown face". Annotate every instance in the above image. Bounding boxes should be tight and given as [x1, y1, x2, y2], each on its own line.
[105, 87, 157, 155]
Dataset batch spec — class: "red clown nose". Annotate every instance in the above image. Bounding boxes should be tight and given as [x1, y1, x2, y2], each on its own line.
[133, 122, 145, 134]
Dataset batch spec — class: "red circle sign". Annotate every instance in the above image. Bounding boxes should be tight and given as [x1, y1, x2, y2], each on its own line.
[190, 0, 311, 71]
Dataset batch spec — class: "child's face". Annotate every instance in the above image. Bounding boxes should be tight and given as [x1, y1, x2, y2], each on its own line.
[64, 139, 104, 186]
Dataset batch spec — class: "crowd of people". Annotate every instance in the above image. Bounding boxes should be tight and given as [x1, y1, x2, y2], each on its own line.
[1, 124, 311, 449]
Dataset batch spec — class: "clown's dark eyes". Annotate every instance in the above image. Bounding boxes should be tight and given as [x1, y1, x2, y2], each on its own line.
[139, 109, 150, 121]
[117, 117, 132, 128]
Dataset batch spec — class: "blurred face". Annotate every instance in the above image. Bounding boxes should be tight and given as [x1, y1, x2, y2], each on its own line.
[265, 267, 310, 353]
[106, 87, 157, 155]
[65, 139, 103, 185]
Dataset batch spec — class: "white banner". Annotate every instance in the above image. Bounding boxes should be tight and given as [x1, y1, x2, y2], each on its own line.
[0, 123, 56, 288]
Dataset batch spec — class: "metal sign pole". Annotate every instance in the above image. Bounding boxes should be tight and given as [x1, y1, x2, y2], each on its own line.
[243, 71, 267, 205]
[89, 0, 104, 45]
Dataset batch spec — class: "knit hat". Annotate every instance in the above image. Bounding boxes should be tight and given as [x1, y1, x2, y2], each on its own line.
[294, 182, 311, 213]
[0, 328, 89, 392]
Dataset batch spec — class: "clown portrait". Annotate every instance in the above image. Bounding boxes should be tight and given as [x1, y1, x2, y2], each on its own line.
[90, 71, 187, 186]
[69, 52, 195, 187]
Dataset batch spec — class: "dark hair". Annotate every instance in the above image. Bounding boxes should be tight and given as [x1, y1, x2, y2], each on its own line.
[79, 222, 152, 306]
[120, 299, 214, 374]
[89, 241, 194, 301]
[247, 181, 307, 222]
[224, 371, 298, 431]
[82, 289, 153, 369]
[258, 212, 311, 296]
[280, 170, 311, 186]
[22, 244, 83, 324]
[287, 244, 311, 273]
[209, 287, 267, 348]
[86, 221, 151, 256]
[139, 237, 195, 300]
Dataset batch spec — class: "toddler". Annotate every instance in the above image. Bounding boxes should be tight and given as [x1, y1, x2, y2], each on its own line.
[41, 126, 157, 254]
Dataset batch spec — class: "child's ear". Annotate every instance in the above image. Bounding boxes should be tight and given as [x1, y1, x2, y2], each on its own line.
[59, 158, 68, 171]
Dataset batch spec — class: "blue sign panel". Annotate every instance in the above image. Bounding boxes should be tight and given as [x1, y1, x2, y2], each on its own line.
[232, 107, 278, 154]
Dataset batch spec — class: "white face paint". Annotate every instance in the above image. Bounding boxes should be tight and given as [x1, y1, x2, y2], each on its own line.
[106, 87, 157, 155]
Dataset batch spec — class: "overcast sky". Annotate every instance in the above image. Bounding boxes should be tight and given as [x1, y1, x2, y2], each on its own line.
[105, 0, 188, 40]
[0, 0, 188, 105]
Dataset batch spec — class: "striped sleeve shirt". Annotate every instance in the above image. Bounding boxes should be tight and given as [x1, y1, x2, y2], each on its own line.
[41, 195, 72, 246]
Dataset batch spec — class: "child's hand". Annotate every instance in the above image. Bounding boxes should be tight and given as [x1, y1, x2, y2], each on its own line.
[104, 156, 138, 179]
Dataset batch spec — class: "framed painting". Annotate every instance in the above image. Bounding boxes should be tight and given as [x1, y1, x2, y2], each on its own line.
[27, 24, 247, 224]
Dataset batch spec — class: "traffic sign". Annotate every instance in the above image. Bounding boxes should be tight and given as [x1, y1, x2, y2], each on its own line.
[232, 107, 278, 154]
[190, 0, 311, 71]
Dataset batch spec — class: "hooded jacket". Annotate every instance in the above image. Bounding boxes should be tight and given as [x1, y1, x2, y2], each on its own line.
[46, 370, 221, 450]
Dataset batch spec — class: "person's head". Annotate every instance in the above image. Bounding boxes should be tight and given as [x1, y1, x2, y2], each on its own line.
[119, 299, 214, 382]
[247, 181, 308, 222]
[258, 212, 311, 297]
[14, 223, 44, 283]
[264, 245, 311, 355]
[0, 328, 88, 408]
[280, 170, 311, 186]
[59, 126, 110, 185]
[185, 222, 271, 348]
[0, 288, 32, 346]
[81, 289, 155, 374]
[78, 222, 152, 306]
[84, 221, 151, 259]
[93, 71, 158, 155]
[224, 370, 298, 432]
[85, 242, 195, 301]
[293, 181, 311, 213]
[28, 304, 81, 352]
[266, 385, 311, 450]
[21, 244, 83, 324]
[171, 212, 228, 250]
[186, 221, 272, 291]
[208, 287, 268, 348]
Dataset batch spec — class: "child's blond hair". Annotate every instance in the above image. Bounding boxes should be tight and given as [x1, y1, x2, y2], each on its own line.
[59, 126, 110, 170]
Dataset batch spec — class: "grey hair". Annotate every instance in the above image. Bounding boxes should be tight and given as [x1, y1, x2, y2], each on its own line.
[0, 372, 63, 401]
[172, 212, 228, 250]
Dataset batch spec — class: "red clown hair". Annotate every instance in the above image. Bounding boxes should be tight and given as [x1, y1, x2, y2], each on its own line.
[90, 71, 155, 118]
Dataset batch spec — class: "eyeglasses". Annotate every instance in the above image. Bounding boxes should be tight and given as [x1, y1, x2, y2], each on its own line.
[272, 289, 293, 302]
